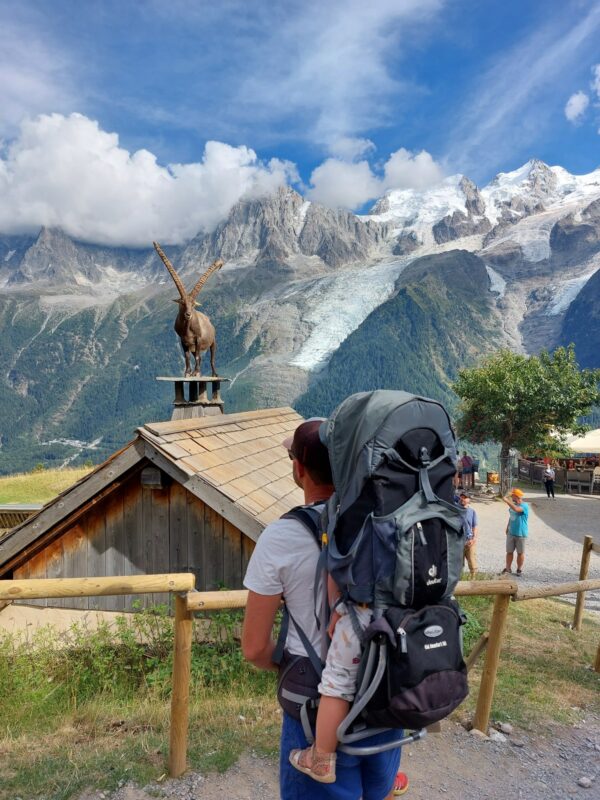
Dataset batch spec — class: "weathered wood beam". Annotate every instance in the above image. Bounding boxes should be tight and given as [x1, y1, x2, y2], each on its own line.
[514, 577, 600, 602]
[472, 594, 511, 733]
[169, 595, 193, 778]
[455, 580, 518, 596]
[465, 632, 490, 672]
[573, 536, 594, 631]
[186, 589, 248, 611]
[0, 573, 195, 601]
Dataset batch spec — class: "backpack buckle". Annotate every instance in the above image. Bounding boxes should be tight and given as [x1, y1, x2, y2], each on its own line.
[418, 446, 431, 466]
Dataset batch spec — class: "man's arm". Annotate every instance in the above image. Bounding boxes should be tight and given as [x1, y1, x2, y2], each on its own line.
[241, 590, 282, 671]
[502, 495, 524, 513]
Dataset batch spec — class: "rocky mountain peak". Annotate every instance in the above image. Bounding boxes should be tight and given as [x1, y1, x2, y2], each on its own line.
[182, 186, 385, 272]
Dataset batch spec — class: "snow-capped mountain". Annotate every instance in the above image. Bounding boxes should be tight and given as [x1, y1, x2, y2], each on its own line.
[1, 158, 600, 472]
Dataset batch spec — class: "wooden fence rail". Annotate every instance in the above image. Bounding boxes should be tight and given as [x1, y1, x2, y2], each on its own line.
[0, 569, 598, 777]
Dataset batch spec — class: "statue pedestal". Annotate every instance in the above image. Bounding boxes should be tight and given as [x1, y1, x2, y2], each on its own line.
[156, 376, 230, 420]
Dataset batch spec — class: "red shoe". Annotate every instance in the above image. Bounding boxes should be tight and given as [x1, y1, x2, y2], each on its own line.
[392, 771, 409, 795]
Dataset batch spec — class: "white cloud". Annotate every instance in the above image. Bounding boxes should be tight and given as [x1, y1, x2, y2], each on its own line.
[0, 14, 78, 136]
[307, 160, 381, 208]
[0, 113, 294, 247]
[234, 0, 445, 151]
[308, 147, 444, 208]
[591, 63, 600, 99]
[329, 137, 376, 161]
[565, 90, 590, 123]
[383, 148, 444, 190]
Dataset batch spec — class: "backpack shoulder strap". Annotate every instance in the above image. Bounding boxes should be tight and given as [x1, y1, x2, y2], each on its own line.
[281, 505, 322, 547]
[273, 504, 325, 671]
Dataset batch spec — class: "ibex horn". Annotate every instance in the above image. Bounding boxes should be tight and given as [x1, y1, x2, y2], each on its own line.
[189, 259, 224, 301]
[153, 241, 187, 300]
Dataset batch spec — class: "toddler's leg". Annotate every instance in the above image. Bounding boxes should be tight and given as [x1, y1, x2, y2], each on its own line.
[316, 696, 350, 753]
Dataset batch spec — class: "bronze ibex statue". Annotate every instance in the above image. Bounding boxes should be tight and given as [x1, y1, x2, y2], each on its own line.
[153, 242, 223, 377]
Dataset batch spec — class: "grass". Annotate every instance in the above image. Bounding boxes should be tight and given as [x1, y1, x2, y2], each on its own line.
[0, 467, 92, 504]
[458, 593, 599, 727]
[0, 592, 598, 799]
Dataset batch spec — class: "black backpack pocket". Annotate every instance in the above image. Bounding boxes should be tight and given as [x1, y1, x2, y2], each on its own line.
[364, 600, 468, 730]
[277, 650, 321, 724]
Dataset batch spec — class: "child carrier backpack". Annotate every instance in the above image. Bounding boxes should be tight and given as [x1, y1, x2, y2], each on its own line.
[274, 391, 469, 755]
[321, 390, 468, 751]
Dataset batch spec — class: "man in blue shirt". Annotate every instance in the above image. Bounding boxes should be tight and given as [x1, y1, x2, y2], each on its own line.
[458, 492, 478, 578]
[501, 488, 529, 576]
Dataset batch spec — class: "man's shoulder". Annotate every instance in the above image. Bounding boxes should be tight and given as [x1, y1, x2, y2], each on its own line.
[261, 515, 305, 539]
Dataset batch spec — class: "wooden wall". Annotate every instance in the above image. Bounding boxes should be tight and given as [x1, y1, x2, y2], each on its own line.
[13, 464, 255, 611]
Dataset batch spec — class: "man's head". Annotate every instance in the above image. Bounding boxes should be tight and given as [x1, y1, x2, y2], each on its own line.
[511, 488, 524, 504]
[282, 419, 332, 487]
[459, 492, 470, 508]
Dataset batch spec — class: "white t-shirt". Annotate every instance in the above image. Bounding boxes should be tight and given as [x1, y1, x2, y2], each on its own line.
[243, 511, 324, 657]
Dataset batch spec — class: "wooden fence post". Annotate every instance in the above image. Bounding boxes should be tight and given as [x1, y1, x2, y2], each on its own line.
[472, 594, 511, 734]
[169, 595, 194, 778]
[595, 642, 600, 674]
[573, 536, 593, 632]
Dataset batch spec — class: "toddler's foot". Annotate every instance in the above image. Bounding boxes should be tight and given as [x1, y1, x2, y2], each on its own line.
[289, 744, 336, 783]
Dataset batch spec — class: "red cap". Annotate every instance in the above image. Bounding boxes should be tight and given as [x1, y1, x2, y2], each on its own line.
[282, 418, 328, 472]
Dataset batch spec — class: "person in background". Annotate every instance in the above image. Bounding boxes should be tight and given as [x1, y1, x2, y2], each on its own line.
[460, 451, 474, 489]
[457, 492, 478, 578]
[501, 488, 529, 576]
[543, 463, 556, 499]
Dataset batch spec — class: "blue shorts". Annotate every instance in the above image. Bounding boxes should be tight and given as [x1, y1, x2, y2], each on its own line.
[280, 712, 402, 800]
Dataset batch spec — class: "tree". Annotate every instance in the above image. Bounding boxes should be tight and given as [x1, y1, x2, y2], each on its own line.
[452, 346, 600, 493]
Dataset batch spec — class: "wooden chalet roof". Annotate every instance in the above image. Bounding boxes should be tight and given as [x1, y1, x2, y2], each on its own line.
[0, 505, 42, 541]
[0, 407, 305, 573]
[137, 407, 304, 534]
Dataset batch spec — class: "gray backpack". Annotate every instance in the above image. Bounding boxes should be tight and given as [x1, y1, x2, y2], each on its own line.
[276, 391, 469, 754]
[320, 389, 465, 609]
[319, 390, 469, 749]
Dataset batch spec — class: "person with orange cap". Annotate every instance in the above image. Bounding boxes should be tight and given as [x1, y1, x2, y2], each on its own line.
[501, 488, 529, 576]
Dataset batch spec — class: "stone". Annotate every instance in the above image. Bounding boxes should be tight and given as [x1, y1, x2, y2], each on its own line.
[577, 777, 593, 788]
[498, 722, 514, 734]
[489, 730, 508, 743]
[469, 728, 489, 740]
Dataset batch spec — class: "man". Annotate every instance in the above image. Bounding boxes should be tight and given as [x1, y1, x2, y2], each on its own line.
[501, 488, 529, 576]
[458, 492, 478, 578]
[241, 419, 407, 800]
[461, 451, 474, 490]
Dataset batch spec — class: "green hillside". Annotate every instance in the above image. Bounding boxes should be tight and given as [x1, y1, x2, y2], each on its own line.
[296, 250, 501, 417]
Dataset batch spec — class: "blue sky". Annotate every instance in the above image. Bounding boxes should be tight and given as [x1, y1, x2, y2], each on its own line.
[0, 0, 599, 245]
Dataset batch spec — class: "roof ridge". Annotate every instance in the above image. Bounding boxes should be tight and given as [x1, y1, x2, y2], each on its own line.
[141, 407, 298, 437]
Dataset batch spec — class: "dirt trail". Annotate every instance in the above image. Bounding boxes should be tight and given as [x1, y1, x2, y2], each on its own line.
[78, 714, 600, 800]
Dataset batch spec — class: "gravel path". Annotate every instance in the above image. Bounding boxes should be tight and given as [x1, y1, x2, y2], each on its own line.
[73, 487, 599, 799]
